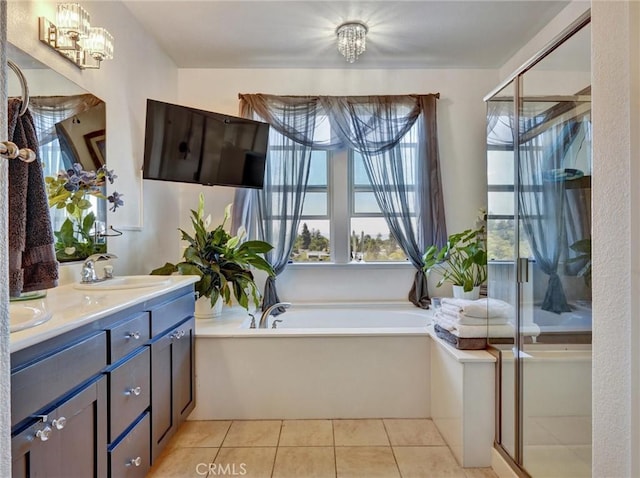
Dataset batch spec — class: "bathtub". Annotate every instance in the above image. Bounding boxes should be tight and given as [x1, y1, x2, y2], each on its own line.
[242, 304, 431, 330]
[192, 303, 432, 419]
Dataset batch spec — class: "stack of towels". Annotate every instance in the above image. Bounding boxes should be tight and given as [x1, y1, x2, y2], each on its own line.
[433, 298, 539, 338]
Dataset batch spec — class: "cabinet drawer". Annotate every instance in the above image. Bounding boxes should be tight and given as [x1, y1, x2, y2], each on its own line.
[109, 347, 150, 441]
[107, 312, 150, 363]
[11, 331, 106, 428]
[109, 413, 150, 478]
[150, 292, 194, 337]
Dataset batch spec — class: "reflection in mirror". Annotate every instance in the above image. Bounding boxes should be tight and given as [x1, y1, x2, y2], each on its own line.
[7, 44, 114, 263]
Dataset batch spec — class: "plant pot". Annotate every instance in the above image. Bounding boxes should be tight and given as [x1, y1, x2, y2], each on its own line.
[452, 285, 480, 300]
[194, 296, 223, 319]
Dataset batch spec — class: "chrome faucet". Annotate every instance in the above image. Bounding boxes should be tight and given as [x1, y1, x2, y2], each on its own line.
[259, 302, 291, 329]
[80, 253, 118, 283]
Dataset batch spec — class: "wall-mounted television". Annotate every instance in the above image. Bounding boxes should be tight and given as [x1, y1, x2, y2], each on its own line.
[142, 99, 269, 189]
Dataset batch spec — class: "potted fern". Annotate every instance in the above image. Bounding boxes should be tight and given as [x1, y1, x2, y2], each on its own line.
[151, 194, 275, 317]
[422, 224, 487, 300]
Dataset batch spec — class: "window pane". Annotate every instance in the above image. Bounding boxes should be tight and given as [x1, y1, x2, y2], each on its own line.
[488, 191, 514, 216]
[488, 150, 514, 185]
[291, 220, 331, 262]
[353, 192, 380, 214]
[302, 192, 327, 216]
[308, 151, 328, 186]
[350, 218, 408, 262]
[352, 152, 370, 186]
[487, 218, 533, 261]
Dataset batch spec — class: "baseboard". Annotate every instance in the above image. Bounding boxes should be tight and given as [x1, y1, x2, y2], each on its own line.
[491, 448, 520, 478]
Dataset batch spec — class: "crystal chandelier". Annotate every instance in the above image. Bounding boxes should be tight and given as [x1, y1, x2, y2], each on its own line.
[336, 21, 368, 63]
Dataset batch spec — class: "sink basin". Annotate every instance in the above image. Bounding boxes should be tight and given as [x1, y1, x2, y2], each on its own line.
[9, 299, 52, 333]
[73, 275, 171, 291]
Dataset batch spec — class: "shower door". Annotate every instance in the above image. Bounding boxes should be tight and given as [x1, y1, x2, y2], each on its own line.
[486, 12, 592, 478]
[518, 22, 592, 478]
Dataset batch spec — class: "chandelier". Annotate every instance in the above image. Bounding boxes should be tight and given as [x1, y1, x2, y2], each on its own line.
[336, 21, 368, 63]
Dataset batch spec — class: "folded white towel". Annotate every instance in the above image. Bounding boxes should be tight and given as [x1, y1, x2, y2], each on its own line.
[441, 297, 513, 319]
[439, 306, 509, 326]
[433, 312, 540, 338]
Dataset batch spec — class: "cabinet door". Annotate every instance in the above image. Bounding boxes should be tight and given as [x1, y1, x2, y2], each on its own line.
[12, 375, 107, 478]
[150, 317, 195, 463]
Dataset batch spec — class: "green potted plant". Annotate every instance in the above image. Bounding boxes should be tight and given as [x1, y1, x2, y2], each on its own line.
[422, 223, 487, 300]
[151, 194, 275, 317]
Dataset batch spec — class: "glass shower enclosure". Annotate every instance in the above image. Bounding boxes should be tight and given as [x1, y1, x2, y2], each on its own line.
[484, 12, 592, 478]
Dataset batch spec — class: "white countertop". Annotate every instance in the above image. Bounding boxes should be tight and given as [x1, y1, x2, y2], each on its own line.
[10, 276, 199, 353]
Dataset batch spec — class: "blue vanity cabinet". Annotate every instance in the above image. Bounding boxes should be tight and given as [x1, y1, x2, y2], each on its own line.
[105, 312, 152, 478]
[10, 284, 196, 478]
[149, 293, 196, 463]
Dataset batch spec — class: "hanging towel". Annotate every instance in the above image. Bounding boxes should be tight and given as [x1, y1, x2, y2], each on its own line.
[8, 99, 59, 296]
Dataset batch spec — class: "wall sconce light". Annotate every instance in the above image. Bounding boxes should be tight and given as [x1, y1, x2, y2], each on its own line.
[39, 3, 114, 69]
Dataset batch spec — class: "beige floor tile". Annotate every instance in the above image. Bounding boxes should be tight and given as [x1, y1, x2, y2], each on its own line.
[524, 418, 560, 446]
[393, 446, 465, 478]
[147, 447, 218, 477]
[222, 420, 282, 447]
[272, 447, 336, 478]
[279, 419, 334, 446]
[335, 447, 400, 478]
[213, 447, 277, 478]
[383, 419, 446, 446]
[333, 419, 389, 446]
[464, 467, 500, 478]
[168, 420, 232, 449]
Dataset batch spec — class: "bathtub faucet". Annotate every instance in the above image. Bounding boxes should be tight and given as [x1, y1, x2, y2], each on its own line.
[259, 302, 291, 329]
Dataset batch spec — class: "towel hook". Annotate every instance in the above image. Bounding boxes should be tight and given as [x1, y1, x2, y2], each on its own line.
[7, 59, 30, 117]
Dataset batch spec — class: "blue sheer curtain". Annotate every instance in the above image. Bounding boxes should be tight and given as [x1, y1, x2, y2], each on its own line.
[232, 94, 446, 309]
[518, 110, 583, 313]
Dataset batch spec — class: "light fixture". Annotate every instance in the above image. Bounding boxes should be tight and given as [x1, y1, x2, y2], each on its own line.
[336, 21, 368, 63]
[39, 3, 114, 69]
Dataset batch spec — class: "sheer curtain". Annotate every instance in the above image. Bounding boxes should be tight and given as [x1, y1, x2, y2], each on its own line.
[233, 94, 446, 310]
[26, 94, 103, 232]
[519, 106, 583, 313]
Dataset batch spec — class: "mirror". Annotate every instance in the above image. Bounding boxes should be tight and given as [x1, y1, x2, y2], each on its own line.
[7, 44, 108, 263]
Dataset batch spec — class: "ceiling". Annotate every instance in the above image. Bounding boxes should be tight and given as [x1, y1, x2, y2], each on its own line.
[121, 1, 570, 69]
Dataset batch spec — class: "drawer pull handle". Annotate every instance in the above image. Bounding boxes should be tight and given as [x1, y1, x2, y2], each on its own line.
[126, 331, 141, 340]
[126, 386, 142, 396]
[36, 426, 52, 442]
[52, 417, 66, 430]
[171, 330, 186, 340]
[126, 456, 142, 467]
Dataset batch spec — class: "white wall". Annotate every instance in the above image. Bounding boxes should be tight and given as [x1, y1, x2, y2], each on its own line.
[1, 1, 12, 474]
[6, 0, 181, 280]
[592, 2, 639, 476]
[177, 68, 497, 302]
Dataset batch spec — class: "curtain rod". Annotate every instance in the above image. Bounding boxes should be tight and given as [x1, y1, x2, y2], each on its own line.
[238, 93, 440, 99]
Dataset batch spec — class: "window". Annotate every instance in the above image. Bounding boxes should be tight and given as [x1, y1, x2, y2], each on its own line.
[290, 124, 418, 264]
[486, 108, 532, 261]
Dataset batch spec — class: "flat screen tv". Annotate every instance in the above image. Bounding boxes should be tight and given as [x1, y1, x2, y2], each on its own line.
[143, 99, 269, 189]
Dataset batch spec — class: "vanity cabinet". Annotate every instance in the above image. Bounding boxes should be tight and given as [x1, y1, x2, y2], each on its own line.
[11, 376, 108, 478]
[150, 315, 196, 462]
[10, 285, 196, 478]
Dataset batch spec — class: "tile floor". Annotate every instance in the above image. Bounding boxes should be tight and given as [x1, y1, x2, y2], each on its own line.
[147, 419, 499, 478]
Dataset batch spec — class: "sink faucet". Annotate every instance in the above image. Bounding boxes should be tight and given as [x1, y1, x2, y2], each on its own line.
[81, 253, 118, 283]
[259, 302, 291, 329]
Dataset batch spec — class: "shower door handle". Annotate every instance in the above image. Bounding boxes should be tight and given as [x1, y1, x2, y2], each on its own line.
[517, 257, 529, 283]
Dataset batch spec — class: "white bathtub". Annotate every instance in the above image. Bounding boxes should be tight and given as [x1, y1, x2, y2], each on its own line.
[192, 303, 432, 420]
[241, 305, 431, 330]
